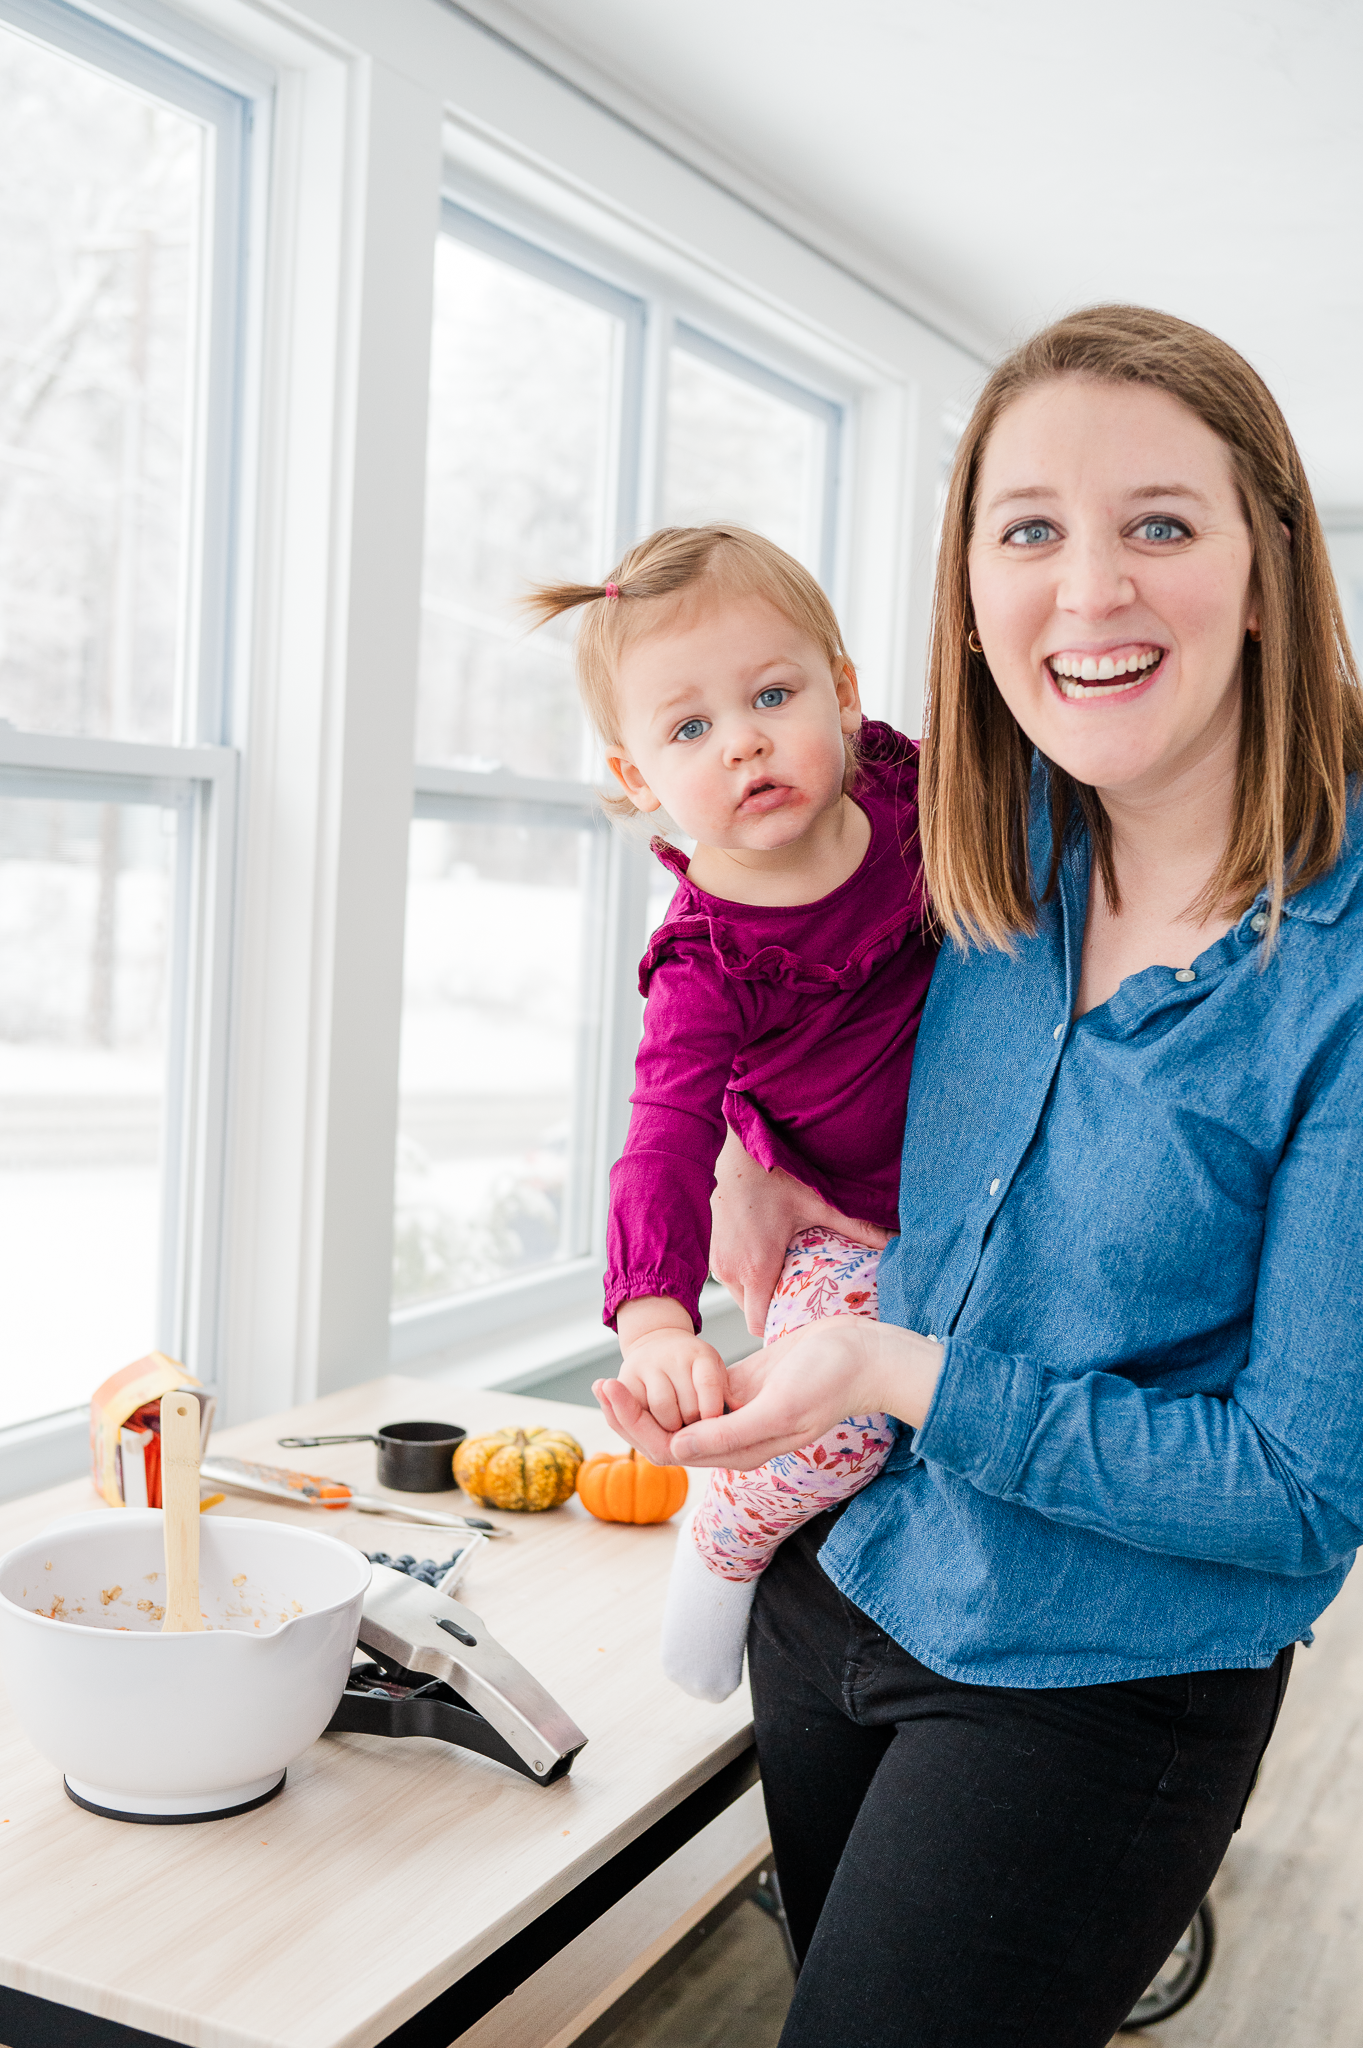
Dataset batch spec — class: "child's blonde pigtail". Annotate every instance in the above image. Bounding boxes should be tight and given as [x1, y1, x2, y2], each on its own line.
[521, 578, 623, 632]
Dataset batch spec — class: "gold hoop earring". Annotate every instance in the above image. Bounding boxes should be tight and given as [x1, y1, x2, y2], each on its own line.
[967, 629, 984, 655]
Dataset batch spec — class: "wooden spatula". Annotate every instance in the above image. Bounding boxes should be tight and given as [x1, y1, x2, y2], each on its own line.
[160, 1392, 205, 1633]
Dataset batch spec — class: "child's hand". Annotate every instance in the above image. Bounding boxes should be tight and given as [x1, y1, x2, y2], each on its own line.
[614, 1326, 728, 1433]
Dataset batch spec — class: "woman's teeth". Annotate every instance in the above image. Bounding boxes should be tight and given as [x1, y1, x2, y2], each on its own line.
[1048, 648, 1162, 700]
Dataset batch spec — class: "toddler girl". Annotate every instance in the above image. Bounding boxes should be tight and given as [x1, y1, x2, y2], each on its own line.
[529, 525, 935, 1701]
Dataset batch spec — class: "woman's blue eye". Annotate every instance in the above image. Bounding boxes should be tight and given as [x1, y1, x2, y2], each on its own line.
[674, 717, 709, 742]
[1135, 516, 1190, 543]
[754, 688, 789, 709]
[1005, 521, 1058, 547]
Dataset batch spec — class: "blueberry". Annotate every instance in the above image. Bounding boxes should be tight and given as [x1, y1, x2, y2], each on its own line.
[396, 1554, 416, 1568]
[371, 1552, 391, 1566]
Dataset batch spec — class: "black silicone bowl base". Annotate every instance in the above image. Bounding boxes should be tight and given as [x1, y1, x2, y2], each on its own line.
[63, 1769, 287, 1824]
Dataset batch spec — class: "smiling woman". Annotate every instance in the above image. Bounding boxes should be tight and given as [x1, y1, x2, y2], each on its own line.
[923, 306, 1362, 960]
[612, 308, 1363, 2048]
[969, 377, 1269, 1017]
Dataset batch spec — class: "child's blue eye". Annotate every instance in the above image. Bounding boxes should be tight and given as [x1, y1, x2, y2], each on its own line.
[755, 688, 789, 709]
[674, 717, 709, 742]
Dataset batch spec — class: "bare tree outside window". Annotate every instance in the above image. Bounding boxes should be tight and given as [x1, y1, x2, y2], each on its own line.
[664, 346, 827, 573]
[0, 28, 199, 742]
[395, 232, 622, 1311]
[396, 219, 843, 1326]
[0, 23, 201, 1421]
[417, 235, 618, 780]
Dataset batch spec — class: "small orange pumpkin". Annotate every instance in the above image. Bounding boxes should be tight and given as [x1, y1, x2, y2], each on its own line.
[576, 1448, 689, 1525]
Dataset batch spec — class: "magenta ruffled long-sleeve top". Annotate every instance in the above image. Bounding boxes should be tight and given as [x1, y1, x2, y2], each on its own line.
[604, 720, 937, 1330]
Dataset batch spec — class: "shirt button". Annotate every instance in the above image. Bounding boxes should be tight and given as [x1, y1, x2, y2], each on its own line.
[1250, 911, 1269, 933]
[989, 1178, 1000, 1196]
[1053, 1023, 1063, 1040]
[1174, 968, 1196, 983]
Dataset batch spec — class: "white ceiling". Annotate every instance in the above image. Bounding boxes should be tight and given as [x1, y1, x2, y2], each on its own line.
[491, 0, 1363, 514]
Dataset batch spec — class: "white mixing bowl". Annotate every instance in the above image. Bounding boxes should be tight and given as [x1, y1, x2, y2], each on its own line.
[0, 1510, 370, 1821]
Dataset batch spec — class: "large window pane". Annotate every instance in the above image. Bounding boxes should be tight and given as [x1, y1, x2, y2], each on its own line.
[665, 340, 830, 573]
[393, 816, 601, 1310]
[0, 794, 178, 1426]
[0, 23, 202, 743]
[418, 234, 622, 779]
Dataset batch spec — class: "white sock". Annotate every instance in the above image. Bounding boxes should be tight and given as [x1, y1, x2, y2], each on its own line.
[660, 1511, 757, 1704]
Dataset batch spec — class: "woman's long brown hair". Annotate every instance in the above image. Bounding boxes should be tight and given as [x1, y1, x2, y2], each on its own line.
[921, 304, 1363, 951]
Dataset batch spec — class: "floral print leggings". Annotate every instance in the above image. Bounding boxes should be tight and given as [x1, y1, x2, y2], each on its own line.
[690, 1227, 896, 1584]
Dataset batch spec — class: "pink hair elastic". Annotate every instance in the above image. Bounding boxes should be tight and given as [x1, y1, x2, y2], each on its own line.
[603, 581, 620, 599]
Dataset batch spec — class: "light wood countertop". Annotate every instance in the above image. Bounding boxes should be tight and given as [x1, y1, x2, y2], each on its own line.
[0, 1377, 750, 2048]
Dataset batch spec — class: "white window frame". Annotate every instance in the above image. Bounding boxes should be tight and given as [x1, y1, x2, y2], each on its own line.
[0, 0, 256, 1491]
[0, 0, 256, 740]
[391, 185, 860, 1365]
[669, 319, 844, 588]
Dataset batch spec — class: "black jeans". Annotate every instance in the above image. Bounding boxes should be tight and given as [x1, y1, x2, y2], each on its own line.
[749, 1512, 1294, 2048]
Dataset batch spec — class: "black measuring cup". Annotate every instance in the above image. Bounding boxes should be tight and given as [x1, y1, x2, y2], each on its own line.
[276, 1420, 467, 1494]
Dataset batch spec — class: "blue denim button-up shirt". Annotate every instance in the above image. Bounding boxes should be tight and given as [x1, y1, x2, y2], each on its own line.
[821, 787, 1363, 1686]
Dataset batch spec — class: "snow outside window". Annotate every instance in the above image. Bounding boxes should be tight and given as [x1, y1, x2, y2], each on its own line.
[395, 814, 600, 1310]
[0, 794, 178, 1426]
[0, 4, 245, 1433]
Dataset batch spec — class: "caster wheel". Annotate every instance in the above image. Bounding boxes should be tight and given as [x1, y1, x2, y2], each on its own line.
[1120, 1898, 1215, 2029]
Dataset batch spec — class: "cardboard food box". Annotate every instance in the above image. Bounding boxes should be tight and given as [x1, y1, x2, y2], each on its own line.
[90, 1354, 215, 1508]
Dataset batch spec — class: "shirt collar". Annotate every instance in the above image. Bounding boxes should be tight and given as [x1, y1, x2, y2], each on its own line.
[1279, 785, 1363, 927]
[1033, 760, 1363, 931]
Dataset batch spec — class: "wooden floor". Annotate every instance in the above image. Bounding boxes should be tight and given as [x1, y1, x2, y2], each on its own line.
[592, 1564, 1363, 2048]
[593, 1900, 793, 2048]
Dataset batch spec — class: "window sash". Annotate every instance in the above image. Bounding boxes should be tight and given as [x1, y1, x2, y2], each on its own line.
[393, 191, 855, 1355]
[671, 318, 844, 586]
[0, 730, 237, 1440]
[395, 762, 651, 1360]
[0, 0, 253, 1467]
[0, 0, 253, 747]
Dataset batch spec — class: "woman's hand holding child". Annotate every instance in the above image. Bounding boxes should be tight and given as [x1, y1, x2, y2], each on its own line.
[600, 1312, 944, 1469]
[710, 1129, 891, 1336]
